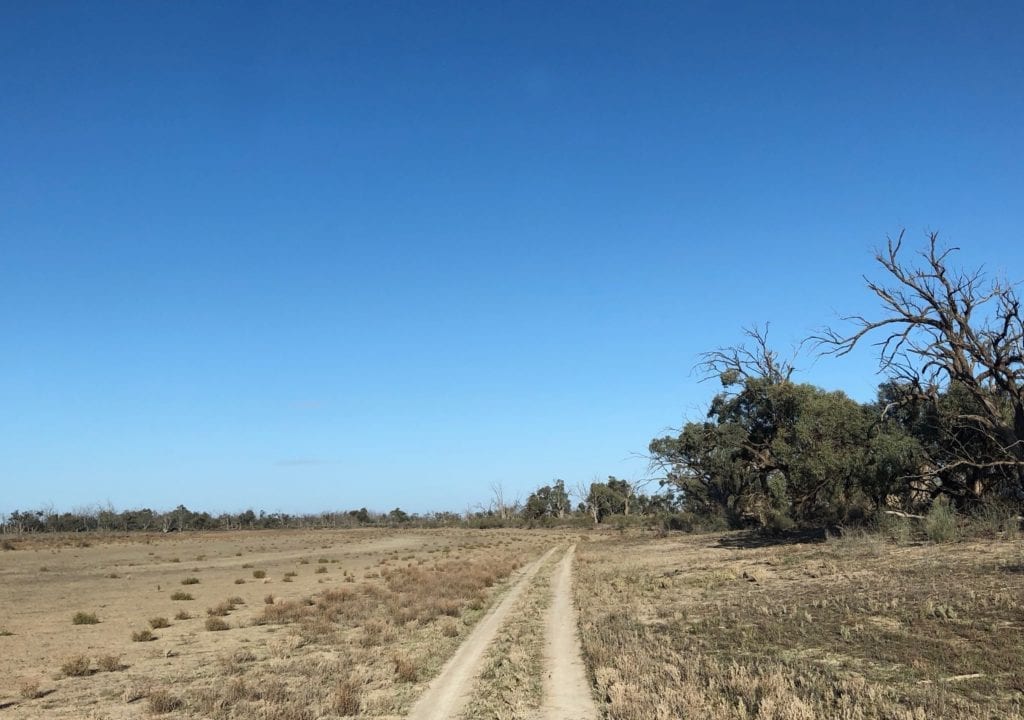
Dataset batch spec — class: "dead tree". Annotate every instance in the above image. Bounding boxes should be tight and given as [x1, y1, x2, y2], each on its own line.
[817, 231, 1024, 501]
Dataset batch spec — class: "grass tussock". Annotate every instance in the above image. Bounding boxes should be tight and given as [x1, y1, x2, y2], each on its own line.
[71, 611, 99, 625]
[97, 654, 124, 672]
[131, 628, 156, 642]
[60, 654, 92, 677]
[170, 590, 193, 601]
[149, 616, 170, 629]
[205, 617, 230, 631]
[147, 688, 184, 714]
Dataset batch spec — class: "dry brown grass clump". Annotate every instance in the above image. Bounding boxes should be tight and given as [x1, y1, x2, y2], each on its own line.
[173, 609, 191, 620]
[71, 611, 99, 625]
[147, 688, 183, 714]
[96, 653, 124, 672]
[60, 654, 92, 677]
[170, 590, 192, 600]
[131, 628, 156, 642]
[205, 617, 230, 631]
[148, 616, 170, 629]
[331, 678, 362, 716]
[17, 677, 45, 699]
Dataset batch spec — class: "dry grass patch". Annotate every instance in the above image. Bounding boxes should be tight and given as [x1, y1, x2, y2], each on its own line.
[131, 628, 156, 642]
[459, 551, 556, 719]
[575, 531, 1024, 720]
[149, 616, 170, 629]
[97, 653, 124, 672]
[170, 590, 193, 601]
[60, 653, 92, 677]
[205, 617, 230, 631]
[147, 688, 183, 714]
[71, 611, 99, 625]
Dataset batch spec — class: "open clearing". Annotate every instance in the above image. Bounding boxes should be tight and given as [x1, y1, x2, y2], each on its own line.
[2, 527, 1022, 719]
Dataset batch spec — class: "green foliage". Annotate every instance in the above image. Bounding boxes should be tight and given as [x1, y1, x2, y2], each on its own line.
[523, 480, 571, 520]
[924, 497, 958, 543]
[651, 370, 924, 529]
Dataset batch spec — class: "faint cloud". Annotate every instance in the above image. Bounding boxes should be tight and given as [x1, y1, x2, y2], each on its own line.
[275, 458, 329, 467]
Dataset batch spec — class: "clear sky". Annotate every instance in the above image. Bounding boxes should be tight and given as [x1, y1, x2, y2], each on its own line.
[2, 2, 1023, 515]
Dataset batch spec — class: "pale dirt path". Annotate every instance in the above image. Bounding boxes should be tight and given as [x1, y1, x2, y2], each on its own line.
[406, 546, 559, 720]
[542, 544, 598, 720]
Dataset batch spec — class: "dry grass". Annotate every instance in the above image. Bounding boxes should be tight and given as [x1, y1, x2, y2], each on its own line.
[59, 654, 91, 677]
[575, 530, 1024, 720]
[71, 611, 99, 625]
[459, 550, 556, 719]
[131, 628, 156, 642]
[18, 677, 45, 699]
[205, 617, 230, 631]
[148, 617, 170, 629]
[96, 654, 123, 672]
[147, 688, 183, 714]
[1, 528, 552, 719]
[170, 590, 193, 601]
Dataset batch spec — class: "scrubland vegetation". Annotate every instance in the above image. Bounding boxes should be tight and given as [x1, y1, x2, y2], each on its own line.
[575, 530, 1024, 719]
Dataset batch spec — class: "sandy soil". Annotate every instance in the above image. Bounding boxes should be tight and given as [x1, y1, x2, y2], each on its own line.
[542, 545, 597, 720]
[0, 529, 499, 717]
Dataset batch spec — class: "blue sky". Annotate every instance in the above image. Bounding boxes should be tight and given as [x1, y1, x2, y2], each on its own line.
[2, 2, 1023, 514]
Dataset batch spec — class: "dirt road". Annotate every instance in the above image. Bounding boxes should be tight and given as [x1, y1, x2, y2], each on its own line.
[542, 545, 598, 720]
[405, 544, 597, 720]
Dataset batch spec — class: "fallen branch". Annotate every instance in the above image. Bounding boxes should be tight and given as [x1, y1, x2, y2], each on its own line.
[883, 510, 925, 520]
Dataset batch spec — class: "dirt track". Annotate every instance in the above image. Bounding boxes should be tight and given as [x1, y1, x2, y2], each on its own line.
[542, 545, 598, 720]
[406, 544, 597, 720]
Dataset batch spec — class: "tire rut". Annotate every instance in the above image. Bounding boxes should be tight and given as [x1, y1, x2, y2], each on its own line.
[405, 546, 558, 720]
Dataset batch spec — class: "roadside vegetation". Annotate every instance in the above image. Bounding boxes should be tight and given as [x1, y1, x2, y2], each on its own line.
[575, 531, 1024, 719]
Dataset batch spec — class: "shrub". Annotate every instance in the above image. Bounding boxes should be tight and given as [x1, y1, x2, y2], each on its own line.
[173, 610, 191, 620]
[925, 497, 958, 543]
[315, 566, 328, 574]
[131, 629, 156, 642]
[18, 678, 44, 699]
[147, 689, 183, 714]
[170, 591, 193, 601]
[331, 679, 361, 716]
[234, 578, 246, 584]
[393, 655, 419, 682]
[181, 577, 200, 585]
[149, 617, 170, 629]
[96, 654, 123, 672]
[72, 611, 99, 625]
[252, 569, 266, 579]
[205, 617, 229, 631]
[60, 654, 91, 677]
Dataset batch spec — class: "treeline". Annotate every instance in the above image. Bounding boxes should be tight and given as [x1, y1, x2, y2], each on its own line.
[648, 233, 1024, 531]
[0, 505, 465, 534]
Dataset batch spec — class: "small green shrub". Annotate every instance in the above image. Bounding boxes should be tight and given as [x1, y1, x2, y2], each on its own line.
[925, 497, 958, 543]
